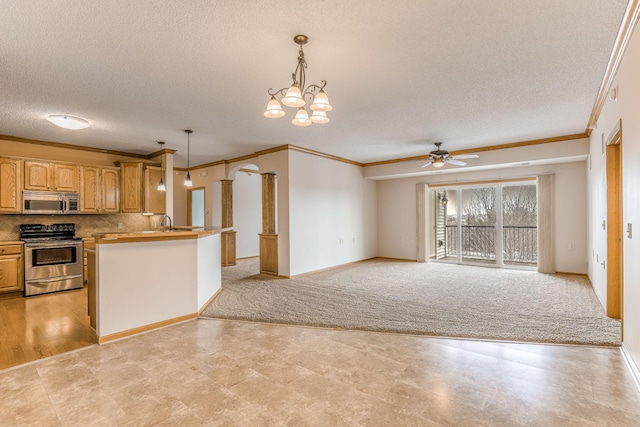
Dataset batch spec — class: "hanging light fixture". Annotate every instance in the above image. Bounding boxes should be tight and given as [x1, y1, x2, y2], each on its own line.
[184, 130, 193, 187]
[156, 141, 166, 191]
[264, 35, 332, 126]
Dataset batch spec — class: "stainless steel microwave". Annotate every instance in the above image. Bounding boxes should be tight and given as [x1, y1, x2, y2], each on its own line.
[22, 191, 79, 215]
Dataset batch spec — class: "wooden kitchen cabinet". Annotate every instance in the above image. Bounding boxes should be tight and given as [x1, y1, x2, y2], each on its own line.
[25, 160, 78, 192]
[0, 243, 24, 293]
[79, 166, 100, 213]
[144, 165, 165, 214]
[53, 163, 78, 192]
[117, 161, 143, 213]
[0, 157, 23, 213]
[24, 160, 51, 191]
[80, 166, 120, 213]
[101, 167, 120, 213]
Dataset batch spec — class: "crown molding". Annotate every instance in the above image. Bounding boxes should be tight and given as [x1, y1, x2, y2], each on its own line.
[362, 133, 588, 167]
[585, 0, 640, 135]
[148, 148, 178, 157]
[0, 133, 150, 159]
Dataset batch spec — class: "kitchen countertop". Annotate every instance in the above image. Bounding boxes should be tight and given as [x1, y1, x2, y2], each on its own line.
[92, 227, 233, 244]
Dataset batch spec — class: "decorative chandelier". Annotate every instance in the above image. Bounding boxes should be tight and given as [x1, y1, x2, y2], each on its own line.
[264, 35, 332, 126]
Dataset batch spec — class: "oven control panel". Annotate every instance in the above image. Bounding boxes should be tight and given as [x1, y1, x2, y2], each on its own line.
[20, 223, 75, 233]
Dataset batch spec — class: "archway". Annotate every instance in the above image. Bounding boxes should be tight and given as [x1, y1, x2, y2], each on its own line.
[222, 163, 278, 275]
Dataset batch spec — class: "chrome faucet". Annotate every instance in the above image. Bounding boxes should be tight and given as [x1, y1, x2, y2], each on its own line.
[160, 215, 172, 231]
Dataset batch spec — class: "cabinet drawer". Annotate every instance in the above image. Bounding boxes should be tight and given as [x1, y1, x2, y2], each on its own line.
[0, 245, 22, 256]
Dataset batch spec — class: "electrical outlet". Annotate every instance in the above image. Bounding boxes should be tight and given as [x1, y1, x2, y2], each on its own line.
[117, 222, 124, 229]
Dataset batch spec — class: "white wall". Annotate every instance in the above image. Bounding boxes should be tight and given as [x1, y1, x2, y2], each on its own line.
[233, 171, 261, 258]
[376, 160, 588, 273]
[587, 17, 640, 374]
[288, 150, 378, 276]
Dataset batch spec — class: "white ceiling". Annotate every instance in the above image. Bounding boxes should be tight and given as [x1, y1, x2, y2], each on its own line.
[0, 1, 628, 168]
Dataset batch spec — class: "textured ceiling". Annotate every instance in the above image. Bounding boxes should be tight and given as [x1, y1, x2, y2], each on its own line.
[0, 1, 629, 168]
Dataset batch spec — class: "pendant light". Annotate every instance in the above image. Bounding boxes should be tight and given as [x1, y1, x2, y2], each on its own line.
[157, 141, 166, 191]
[184, 130, 193, 187]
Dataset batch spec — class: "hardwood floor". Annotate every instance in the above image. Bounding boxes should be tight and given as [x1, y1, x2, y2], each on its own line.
[0, 287, 97, 370]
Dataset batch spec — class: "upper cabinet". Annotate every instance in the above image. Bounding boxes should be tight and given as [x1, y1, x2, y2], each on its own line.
[79, 166, 120, 214]
[144, 165, 165, 214]
[79, 166, 100, 213]
[0, 157, 23, 213]
[53, 163, 78, 192]
[101, 168, 120, 213]
[24, 161, 50, 191]
[117, 161, 143, 213]
[24, 160, 78, 192]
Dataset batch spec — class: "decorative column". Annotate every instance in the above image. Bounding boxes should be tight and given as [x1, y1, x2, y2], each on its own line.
[260, 173, 278, 275]
[220, 179, 236, 266]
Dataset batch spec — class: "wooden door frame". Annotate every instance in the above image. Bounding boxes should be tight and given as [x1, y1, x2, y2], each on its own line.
[186, 187, 205, 227]
[605, 120, 623, 320]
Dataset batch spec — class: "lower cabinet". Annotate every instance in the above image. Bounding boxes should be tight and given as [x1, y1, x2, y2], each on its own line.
[0, 243, 24, 293]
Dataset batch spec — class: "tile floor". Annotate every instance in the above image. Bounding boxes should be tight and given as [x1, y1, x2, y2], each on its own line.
[1, 318, 639, 426]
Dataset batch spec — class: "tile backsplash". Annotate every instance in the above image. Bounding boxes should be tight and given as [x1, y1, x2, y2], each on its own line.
[0, 214, 157, 241]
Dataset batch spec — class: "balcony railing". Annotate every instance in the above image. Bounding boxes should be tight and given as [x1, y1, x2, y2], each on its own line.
[445, 225, 537, 264]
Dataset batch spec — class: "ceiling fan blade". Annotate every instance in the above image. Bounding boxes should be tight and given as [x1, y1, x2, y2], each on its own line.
[421, 160, 434, 168]
[446, 158, 467, 166]
[452, 154, 479, 160]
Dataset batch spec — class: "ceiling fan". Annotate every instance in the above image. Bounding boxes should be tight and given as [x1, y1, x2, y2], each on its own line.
[421, 142, 479, 168]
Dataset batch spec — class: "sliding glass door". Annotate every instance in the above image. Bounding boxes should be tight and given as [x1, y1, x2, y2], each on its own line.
[461, 187, 497, 265]
[429, 181, 537, 268]
[502, 184, 537, 267]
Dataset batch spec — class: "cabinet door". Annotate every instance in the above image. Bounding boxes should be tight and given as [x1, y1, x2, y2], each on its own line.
[0, 158, 23, 213]
[0, 251, 23, 293]
[101, 168, 120, 213]
[145, 166, 166, 214]
[119, 162, 142, 213]
[24, 161, 51, 191]
[53, 163, 78, 192]
[79, 166, 100, 213]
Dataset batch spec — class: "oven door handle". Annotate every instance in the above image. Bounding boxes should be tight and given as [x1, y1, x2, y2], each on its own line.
[27, 274, 83, 284]
[24, 242, 82, 248]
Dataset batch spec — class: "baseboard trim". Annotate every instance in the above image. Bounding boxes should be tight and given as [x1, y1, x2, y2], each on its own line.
[199, 288, 223, 315]
[288, 257, 378, 278]
[621, 343, 640, 393]
[555, 271, 588, 277]
[376, 257, 418, 262]
[98, 313, 198, 344]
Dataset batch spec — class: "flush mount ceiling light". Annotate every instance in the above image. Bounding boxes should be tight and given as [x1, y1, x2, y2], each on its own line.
[46, 115, 90, 130]
[264, 35, 332, 127]
[184, 130, 193, 187]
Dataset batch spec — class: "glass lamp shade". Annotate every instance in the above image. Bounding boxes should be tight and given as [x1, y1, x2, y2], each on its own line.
[310, 110, 329, 124]
[157, 176, 166, 192]
[310, 89, 332, 111]
[292, 107, 312, 127]
[184, 171, 193, 187]
[264, 96, 285, 118]
[281, 84, 305, 107]
[47, 115, 90, 130]
[432, 158, 445, 168]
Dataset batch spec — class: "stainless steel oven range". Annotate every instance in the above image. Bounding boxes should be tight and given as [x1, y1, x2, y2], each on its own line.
[20, 223, 84, 296]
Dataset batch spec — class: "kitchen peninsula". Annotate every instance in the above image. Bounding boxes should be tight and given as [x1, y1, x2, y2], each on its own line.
[86, 227, 231, 343]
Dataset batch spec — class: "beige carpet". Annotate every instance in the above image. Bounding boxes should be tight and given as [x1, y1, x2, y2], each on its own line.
[200, 258, 621, 346]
